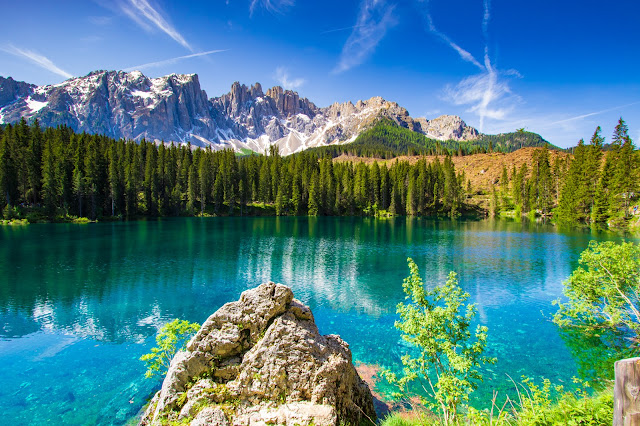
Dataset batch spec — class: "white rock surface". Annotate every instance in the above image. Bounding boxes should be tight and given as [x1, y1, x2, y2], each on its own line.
[139, 282, 376, 426]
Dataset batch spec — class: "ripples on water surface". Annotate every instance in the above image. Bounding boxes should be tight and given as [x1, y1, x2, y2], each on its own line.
[0, 217, 632, 425]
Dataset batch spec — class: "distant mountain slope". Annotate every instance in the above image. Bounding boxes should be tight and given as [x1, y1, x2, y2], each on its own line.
[0, 70, 483, 155]
[333, 146, 571, 194]
[308, 119, 555, 158]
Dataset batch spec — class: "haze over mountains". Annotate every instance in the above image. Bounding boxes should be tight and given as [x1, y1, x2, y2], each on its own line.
[0, 70, 483, 155]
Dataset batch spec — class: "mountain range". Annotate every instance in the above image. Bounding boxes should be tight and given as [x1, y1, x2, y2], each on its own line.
[0, 70, 488, 155]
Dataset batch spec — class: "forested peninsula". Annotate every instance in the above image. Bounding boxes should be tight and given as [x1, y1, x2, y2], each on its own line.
[0, 118, 637, 229]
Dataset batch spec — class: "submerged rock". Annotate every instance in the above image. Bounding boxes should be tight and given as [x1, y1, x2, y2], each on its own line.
[139, 282, 376, 426]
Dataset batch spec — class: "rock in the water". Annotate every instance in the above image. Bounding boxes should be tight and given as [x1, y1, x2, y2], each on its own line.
[139, 282, 376, 426]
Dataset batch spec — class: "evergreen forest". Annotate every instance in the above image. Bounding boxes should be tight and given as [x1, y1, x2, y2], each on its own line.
[492, 118, 639, 229]
[0, 117, 637, 229]
[0, 119, 470, 221]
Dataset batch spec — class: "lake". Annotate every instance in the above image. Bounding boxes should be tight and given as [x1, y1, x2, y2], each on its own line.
[0, 217, 630, 425]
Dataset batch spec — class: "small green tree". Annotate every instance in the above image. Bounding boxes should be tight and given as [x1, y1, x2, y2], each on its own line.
[384, 258, 495, 425]
[140, 319, 201, 379]
[553, 240, 640, 337]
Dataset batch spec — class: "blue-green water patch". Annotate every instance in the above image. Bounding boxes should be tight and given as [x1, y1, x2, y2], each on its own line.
[0, 217, 632, 424]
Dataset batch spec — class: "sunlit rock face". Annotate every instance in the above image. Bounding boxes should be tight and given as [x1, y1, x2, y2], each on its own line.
[0, 70, 480, 155]
[140, 282, 376, 426]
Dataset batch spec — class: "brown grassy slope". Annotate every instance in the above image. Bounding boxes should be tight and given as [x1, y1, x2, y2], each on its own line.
[333, 147, 572, 193]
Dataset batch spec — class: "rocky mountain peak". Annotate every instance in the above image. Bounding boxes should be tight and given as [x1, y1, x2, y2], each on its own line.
[264, 86, 317, 118]
[0, 69, 482, 154]
[419, 114, 479, 141]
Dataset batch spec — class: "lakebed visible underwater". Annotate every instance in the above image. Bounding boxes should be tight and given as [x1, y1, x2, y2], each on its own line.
[0, 217, 633, 425]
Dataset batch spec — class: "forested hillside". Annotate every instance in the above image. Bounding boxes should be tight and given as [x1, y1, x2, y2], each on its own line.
[482, 119, 639, 229]
[309, 119, 553, 158]
[0, 119, 471, 221]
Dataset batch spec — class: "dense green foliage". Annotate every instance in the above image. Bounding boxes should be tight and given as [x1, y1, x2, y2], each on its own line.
[491, 118, 638, 229]
[383, 259, 494, 425]
[555, 119, 639, 227]
[554, 240, 640, 335]
[492, 145, 568, 219]
[380, 381, 613, 425]
[140, 319, 201, 379]
[309, 119, 553, 159]
[0, 119, 472, 221]
[380, 245, 627, 425]
[473, 130, 551, 154]
[553, 240, 640, 383]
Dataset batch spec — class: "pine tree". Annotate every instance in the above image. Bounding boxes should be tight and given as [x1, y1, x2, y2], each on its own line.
[292, 180, 301, 215]
[187, 164, 198, 214]
[584, 127, 604, 219]
[28, 120, 43, 204]
[144, 145, 158, 215]
[610, 118, 637, 223]
[500, 165, 510, 209]
[531, 147, 553, 215]
[489, 184, 499, 217]
[308, 171, 320, 216]
[72, 138, 85, 217]
[213, 170, 224, 214]
[443, 156, 459, 217]
[41, 136, 60, 215]
[198, 151, 211, 214]
[557, 140, 587, 224]
[0, 132, 17, 207]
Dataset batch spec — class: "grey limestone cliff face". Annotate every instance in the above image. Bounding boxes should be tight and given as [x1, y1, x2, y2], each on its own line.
[0, 76, 36, 109]
[140, 282, 376, 426]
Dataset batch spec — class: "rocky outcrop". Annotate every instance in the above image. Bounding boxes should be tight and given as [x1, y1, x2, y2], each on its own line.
[140, 282, 376, 426]
[416, 114, 479, 141]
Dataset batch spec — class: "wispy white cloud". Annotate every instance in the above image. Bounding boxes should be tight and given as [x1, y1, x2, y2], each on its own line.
[421, 10, 483, 70]
[546, 101, 640, 126]
[124, 49, 229, 71]
[274, 67, 306, 90]
[320, 24, 364, 35]
[118, 0, 192, 51]
[482, 0, 491, 41]
[444, 69, 518, 127]
[419, 0, 519, 132]
[250, 0, 295, 15]
[2, 45, 72, 79]
[333, 0, 397, 74]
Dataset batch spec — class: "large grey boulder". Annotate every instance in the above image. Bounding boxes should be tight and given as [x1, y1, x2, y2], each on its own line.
[139, 282, 376, 426]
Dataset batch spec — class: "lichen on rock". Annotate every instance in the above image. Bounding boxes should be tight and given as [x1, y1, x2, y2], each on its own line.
[139, 282, 376, 426]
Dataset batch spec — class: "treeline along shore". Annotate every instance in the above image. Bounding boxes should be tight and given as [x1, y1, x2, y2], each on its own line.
[0, 119, 471, 221]
[0, 118, 637, 229]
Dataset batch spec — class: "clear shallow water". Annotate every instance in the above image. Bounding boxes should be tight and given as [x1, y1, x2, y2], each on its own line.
[0, 217, 632, 425]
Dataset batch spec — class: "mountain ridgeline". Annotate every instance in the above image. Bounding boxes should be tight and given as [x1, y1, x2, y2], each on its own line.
[0, 70, 551, 157]
[309, 119, 552, 158]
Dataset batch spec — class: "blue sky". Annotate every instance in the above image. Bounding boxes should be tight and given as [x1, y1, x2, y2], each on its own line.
[1, 0, 638, 148]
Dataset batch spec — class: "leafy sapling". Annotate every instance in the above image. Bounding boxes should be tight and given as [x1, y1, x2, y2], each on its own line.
[383, 258, 495, 425]
[140, 318, 201, 379]
[553, 240, 640, 337]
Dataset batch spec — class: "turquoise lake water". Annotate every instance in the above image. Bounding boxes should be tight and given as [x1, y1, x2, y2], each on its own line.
[0, 217, 632, 425]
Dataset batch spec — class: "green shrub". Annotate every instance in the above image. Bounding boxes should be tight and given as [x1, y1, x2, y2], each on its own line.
[140, 319, 201, 379]
[382, 258, 495, 425]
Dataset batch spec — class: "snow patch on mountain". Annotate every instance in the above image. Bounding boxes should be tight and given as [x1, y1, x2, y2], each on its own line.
[25, 97, 48, 113]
